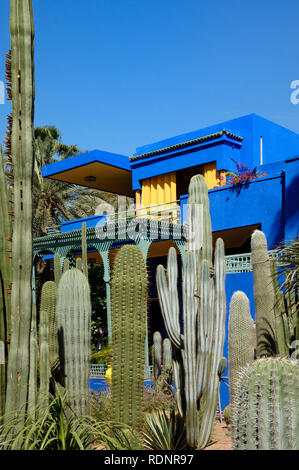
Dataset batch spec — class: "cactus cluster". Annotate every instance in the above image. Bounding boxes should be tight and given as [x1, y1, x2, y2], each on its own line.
[152, 331, 172, 393]
[228, 230, 299, 450]
[152, 331, 172, 381]
[156, 175, 227, 449]
[231, 357, 299, 450]
[111, 244, 147, 432]
[228, 229, 297, 404]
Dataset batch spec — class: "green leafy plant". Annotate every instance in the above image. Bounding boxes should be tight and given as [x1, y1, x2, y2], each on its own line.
[0, 388, 139, 450]
[143, 409, 186, 450]
[90, 344, 112, 364]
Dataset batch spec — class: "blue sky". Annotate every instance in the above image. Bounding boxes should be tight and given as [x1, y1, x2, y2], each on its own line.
[0, 0, 299, 156]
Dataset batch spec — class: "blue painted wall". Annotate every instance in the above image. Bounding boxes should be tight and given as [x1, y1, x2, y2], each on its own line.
[60, 214, 106, 232]
[180, 161, 299, 247]
[131, 114, 299, 191]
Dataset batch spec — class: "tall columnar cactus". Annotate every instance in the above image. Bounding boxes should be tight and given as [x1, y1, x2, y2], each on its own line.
[152, 333, 172, 389]
[156, 174, 227, 449]
[27, 303, 37, 418]
[231, 357, 299, 450]
[0, 145, 12, 340]
[56, 269, 91, 416]
[39, 281, 58, 373]
[111, 245, 147, 432]
[271, 259, 291, 357]
[228, 291, 255, 404]
[81, 222, 88, 278]
[152, 331, 162, 382]
[251, 230, 276, 357]
[0, 145, 12, 418]
[54, 253, 61, 287]
[63, 257, 70, 272]
[5, 0, 35, 424]
[163, 338, 172, 368]
[38, 292, 50, 414]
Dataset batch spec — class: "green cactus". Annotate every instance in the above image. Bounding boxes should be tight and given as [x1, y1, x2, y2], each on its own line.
[54, 253, 61, 286]
[271, 259, 291, 357]
[228, 291, 255, 404]
[156, 174, 227, 449]
[163, 338, 172, 368]
[39, 292, 50, 414]
[231, 357, 299, 450]
[81, 222, 88, 278]
[111, 245, 147, 432]
[0, 145, 12, 418]
[56, 269, 91, 416]
[152, 331, 162, 382]
[27, 303, 37, 419]
[152, 333, 173, 394]
[63, 257, 70, 272]
[76, 257, 82, 271]
[251, 230, 277, 357]
[40, 281, 58, 373]
[5, 0, 35, 426]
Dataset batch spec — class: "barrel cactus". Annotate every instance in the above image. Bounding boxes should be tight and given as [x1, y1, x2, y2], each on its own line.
[231, 357, 299, 450]
[111, 245, 147, 432]
[56, 269, 91, 416]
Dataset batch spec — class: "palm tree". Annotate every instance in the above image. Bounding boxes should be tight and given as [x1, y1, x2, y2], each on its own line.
[33, 126, 118, 237]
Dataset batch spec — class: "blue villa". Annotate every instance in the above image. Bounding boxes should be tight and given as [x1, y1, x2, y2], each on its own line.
[35, 113, 299, 407]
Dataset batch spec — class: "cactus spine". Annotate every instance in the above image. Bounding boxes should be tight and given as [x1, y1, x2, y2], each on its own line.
[56, 269, 91, 416]
[231, 357, 299, 450]
[156, 175, 226, 449]
[251, 230, 276, 357]
[111, 245, 147, 432]
[228, 291, 255, 404]
[5, 0, 35, 424]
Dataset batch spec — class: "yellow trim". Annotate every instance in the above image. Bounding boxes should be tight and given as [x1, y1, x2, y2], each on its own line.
[170, 172, 176, 201]
[203, 162, 217, 189]
[140, 172, 177, 219]
[157, 175, 165, 205]
[164, 174, 171, 203]
[150, 177, 158, 206]
[141, 178, 151, 207]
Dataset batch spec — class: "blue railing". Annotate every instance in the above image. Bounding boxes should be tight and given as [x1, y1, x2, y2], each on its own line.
[90, 363, 153, 379]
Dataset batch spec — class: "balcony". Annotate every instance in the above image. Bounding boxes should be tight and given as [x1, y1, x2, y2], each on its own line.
[46, 200, 182, 235]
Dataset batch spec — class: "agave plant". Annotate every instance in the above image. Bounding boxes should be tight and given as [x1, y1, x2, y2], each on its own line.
[143, 409, 186, 451]
[0, 387, 139, 450]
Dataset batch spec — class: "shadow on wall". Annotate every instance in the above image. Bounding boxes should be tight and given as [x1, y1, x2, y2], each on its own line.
[269, 173, 299, 247]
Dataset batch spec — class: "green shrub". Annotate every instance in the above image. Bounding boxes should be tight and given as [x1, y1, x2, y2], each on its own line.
[144, 409, 186, 450]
